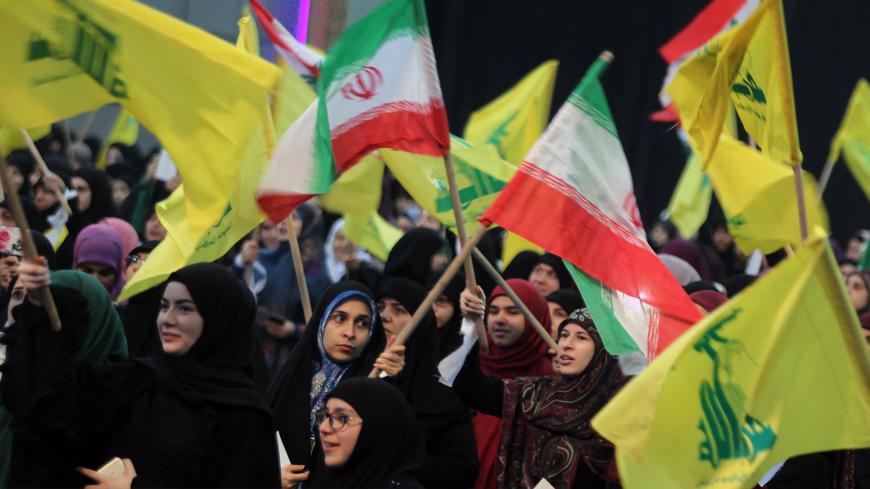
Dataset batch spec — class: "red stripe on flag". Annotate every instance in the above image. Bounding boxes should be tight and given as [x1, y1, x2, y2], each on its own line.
[650, 104, 680, 122]
[249, 0, 320, 77]
[331, 104, 450, 173]
[481, 166, 700, 355]
[256, 193, 314, 224]
[659, 0, 747, 63]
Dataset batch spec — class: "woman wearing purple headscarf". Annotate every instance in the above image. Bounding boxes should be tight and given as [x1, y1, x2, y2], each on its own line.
[73, 224, 126, 299]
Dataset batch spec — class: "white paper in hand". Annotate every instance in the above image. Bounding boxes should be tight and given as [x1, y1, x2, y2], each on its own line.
[154, 149, 178, 182]
[275, 431, 291, 468]
[533, 477, 555, 489]
[437, 316, 479, 387]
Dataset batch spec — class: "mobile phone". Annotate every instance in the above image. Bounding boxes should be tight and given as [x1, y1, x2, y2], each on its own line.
[97, 457, 125, 477]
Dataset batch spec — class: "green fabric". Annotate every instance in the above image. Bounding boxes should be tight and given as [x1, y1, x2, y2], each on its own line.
[52, 270, 129, 363]
[566, 261, 640, 355]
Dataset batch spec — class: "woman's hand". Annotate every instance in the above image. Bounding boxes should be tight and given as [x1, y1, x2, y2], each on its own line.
[17, 257, 49, 305]
[281, 464, 309, 489]
[374, 336, 406, 377]
[79, 458, 137, 489]
[459, 285, 485, 318]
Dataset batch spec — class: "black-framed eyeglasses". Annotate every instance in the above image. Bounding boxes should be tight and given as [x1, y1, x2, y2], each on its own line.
[316, 409, 363, 432]
[125, 254, 143, 266]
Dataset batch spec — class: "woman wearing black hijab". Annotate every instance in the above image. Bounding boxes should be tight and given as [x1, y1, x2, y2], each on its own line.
[427, 270, 466, 360]
[268, 281, 389, 487]
[377, 278, 479, 489]
[382, 227, 447, 286]
[1, 261, 280, 487]
[71, 167, 114, 223]
[311, 377, 426, 489]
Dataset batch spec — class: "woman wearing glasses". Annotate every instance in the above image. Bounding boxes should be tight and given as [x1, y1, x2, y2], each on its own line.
[269, 281, 405, 489]
[311, 377, 425, 489]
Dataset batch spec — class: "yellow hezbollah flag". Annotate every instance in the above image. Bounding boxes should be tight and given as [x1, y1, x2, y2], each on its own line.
[319, 155, 401, 260]
[593, 232, 870, 489]
[0, 125, 51, 154]
[382, 136, 516, 233]
[707, 135, 827, 254]
[119, 13, 279, 300]
[463, 60, 558, 165]
[0, 1, 279, 242]
[95, 107, 139, 169]
[273, 57, 316, 137]
[666, 148, 712, 238]
[463, 61, 558, 263]
[827, 79, 870, 202]
[666, 0, 801, 166]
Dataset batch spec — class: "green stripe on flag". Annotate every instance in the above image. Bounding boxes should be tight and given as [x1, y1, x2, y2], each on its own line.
[565, 260, 641, 355]
[567, 56, 617, 137]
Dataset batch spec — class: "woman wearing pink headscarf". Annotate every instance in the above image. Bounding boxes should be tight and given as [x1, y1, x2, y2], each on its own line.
[73, 224, 126, 300]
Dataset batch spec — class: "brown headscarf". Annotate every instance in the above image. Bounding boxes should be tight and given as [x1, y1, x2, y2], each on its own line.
[496, 311, 625, 489]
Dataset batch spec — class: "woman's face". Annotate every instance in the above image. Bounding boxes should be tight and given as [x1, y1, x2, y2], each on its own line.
[430, 250, 448, 273]
[322, 299, 372, 362]
[556, 323, 597, 377]
[260, 220, 280, 249]
[77, 261, 117, 291]
[332, 228, 356, 263]
[71, 176, 92, 212]
[8, 166, 23, 193]
[110, 179, 130, 209]
[547, 301, 568, 338]
[846, 273, 869, 312]
[145, 213, 166, 241]
[377, 297, 410, 337]
[33, 185, 58, 211]
[432, 295, 454, 328]
[0, 255, 20, 290]
[157, 282, 204, 356]
[318, 397, 363, 468]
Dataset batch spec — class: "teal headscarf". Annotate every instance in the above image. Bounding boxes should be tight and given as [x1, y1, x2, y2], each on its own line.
[0, 270, 127, 487]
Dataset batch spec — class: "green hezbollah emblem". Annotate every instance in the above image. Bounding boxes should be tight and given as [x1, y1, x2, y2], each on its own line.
[731, 72, 767, 105]
[26, 0, 129, 98]
[434, 154, 506, 215]
[694, 309, 777, 469]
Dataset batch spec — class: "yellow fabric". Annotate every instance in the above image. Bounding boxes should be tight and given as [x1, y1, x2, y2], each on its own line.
[706, 136, 827, 254]
[273, 58, 316, 137]
[95, 108, 139, 169]
[463, 61, 556, 263]
[667, 149, 712, 238]
[666, 0, 801, 166]
[381, 137, 516, 233]
[319, 154, 401, 260]
[119, 12, 281, 300]
[0, 125, 51, 154]
[828, 79, 870, 201]
[593, 232, 870, 489]
[462, 60, 558, 165]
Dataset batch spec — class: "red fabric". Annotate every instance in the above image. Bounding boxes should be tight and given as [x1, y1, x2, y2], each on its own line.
[480, 279, 554, 378]
[690, 290, 728, 313]
[472, 414, 502, 489]
[249, 0, 320, 76]
[658, 0, 748, 62]
[481, 168, 701, 358]
[255, 193, 314, 225]
[330, 102, 450, 173]
[650, 104, 680, 122]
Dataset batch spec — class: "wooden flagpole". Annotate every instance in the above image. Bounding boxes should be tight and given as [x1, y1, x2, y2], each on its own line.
[0, 153, 62, 331]
[370, 224, 488, 378]
[442, 152, 490, 353]
[816, 158, 835, 200]
[471, 247, 558, 351]
[793, 165, 809, 242]
[286, 215, 313, 323]
[19, 129, 73, 215]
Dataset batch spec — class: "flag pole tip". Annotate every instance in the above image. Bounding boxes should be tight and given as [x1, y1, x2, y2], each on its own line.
[599, 51, 614, 62]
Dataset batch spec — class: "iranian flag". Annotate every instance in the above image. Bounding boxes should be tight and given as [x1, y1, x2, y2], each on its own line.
[481, 55, 701, 359]
[651, 0, 758, 122]
[249, 0, 322, 81]
[257, 0, 450, 223]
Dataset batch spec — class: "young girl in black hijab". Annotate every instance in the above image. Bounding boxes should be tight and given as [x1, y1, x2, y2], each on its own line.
[269, 281, 399, 488]
[1, 261, 280, 487]
[311, 377, 425, 489]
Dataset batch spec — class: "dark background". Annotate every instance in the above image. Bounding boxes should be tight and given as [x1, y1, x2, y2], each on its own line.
[424, 0, 870, 244]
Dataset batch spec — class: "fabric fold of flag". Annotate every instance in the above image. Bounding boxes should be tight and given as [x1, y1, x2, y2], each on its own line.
[828, 79, 870, 202]
[481, 55, 701, 359]
[592, 232, 870, 489]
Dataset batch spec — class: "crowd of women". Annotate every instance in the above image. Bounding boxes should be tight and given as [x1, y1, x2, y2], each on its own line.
[0, 127, 868, 488]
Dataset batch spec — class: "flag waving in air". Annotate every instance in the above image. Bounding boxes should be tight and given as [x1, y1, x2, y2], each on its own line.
[249, 0, 321, 83]
[481, 54, 701, 359]
[593, 233, 870, 489]
[257, 0, 450, 224]
[827, 79, 870, 202]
